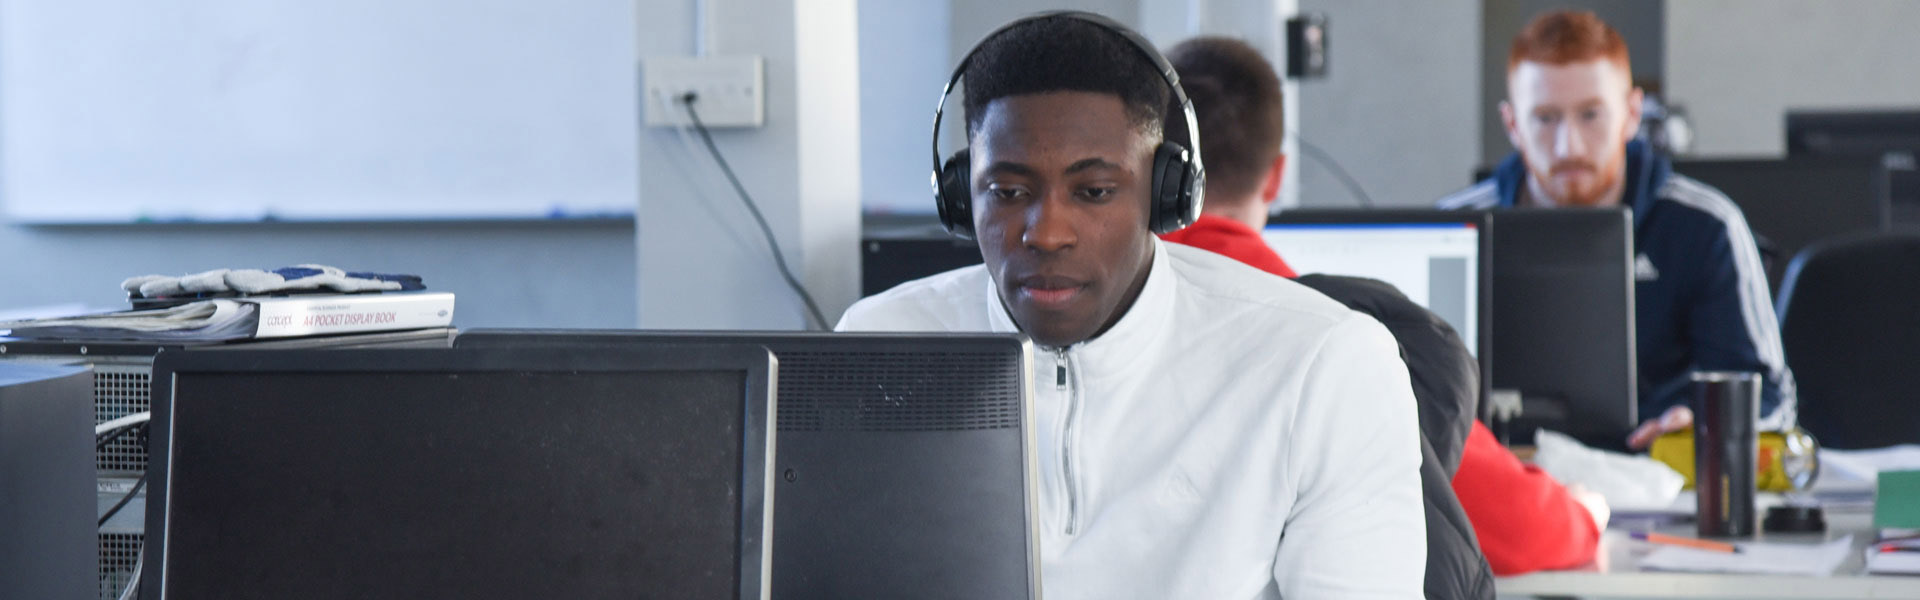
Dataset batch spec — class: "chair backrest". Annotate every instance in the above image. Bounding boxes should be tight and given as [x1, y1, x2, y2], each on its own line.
[1776, 231, 1920, 449]
[1294, 273, 1494, 599]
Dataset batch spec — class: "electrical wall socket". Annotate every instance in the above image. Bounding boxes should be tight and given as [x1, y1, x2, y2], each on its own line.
[644, 56, 764, 128]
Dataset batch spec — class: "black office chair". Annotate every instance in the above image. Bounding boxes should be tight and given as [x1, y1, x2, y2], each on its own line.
[1776, 231, 1920, 449]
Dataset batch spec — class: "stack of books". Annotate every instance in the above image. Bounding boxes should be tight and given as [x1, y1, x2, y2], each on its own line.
[1868, 530, 1920, 575]
[1, 293, 454, 342]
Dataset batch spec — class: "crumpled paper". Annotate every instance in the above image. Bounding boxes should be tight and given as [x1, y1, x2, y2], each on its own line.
[1533, 429, 1685, 510]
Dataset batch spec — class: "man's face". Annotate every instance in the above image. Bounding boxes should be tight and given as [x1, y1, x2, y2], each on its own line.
[1502, 58, 1643, 207]
[970, 91, 1158, 348]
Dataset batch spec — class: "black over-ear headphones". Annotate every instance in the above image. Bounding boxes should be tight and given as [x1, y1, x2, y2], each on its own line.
[930, 11, 1206, 240]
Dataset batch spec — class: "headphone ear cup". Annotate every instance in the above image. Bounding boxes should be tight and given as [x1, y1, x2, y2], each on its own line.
[936, 150, 976, 239]
[1180, 149, 1205, 229]
[1149, 142, 1200, 234]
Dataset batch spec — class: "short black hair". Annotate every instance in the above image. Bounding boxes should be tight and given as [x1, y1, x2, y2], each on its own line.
[1167, 37, 1284, 203]
[961, 15, 1171, 139]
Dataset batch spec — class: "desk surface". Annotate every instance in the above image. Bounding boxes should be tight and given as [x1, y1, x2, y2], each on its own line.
[1495, 509, 1920, 599]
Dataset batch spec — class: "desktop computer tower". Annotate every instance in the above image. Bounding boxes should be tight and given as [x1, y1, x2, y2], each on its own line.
[0, 328, 456, 599]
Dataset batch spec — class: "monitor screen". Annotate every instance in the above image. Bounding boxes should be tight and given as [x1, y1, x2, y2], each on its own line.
[1263, 216, 1483, 357]
[1786, 110, 1920, 224]
[862, 236, 983, 297]
[453, 330, 1041, 600]
[146, 347, 772, 600]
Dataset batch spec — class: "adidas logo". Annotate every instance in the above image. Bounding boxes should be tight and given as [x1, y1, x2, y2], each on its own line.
[1635, 254, 1660, 281]
[1160, 471, 1204, 505]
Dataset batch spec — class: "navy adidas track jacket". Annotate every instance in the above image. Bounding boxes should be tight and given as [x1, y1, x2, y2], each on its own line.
[1437, 140, 1797, 429]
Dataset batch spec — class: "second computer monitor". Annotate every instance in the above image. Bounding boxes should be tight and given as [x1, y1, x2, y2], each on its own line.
[1787, 109, 1920, 224]
[1264, 209, 1491, 360]
[1488, 208, 1638, 444]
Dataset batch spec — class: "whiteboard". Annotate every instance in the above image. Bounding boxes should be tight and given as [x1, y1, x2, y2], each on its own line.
[0, 1, 637, 222]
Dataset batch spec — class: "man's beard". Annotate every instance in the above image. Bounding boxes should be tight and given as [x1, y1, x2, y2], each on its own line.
[1529, 156, 1623, 207]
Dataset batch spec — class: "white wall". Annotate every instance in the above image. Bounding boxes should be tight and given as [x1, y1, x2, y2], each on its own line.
[636, 0, 862, 329]
[0, 3, 647, 328]
[1666, 0, 1920, 157]
[858, 1, 951, 215]
[1295, 0, 1482, 206]
[0, 1, 639, 223]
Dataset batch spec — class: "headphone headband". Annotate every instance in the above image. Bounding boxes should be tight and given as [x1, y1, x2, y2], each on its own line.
[929, 11, 1205, 203]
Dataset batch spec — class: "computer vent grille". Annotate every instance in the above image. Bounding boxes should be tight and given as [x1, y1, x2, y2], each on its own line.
[99, 532, 142, 600]
[778, 351, 1022, 431]
[94, 367, 152, 473]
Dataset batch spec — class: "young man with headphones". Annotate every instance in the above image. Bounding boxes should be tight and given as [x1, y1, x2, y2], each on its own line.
[837, 13, 1424, 598]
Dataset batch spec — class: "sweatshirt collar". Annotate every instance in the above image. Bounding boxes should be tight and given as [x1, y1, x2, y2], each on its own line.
[1492, 138, 1669, 232]
[986, 238, 1175, 370]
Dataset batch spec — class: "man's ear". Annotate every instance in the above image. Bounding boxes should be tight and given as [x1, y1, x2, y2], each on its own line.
[1259, 154, 1287, 205]
[1500, 100, 1523, 151]
[1624, 86, 1646, 142]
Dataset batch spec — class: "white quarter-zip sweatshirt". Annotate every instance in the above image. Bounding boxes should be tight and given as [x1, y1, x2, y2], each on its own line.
[837, 239, 1426, 599]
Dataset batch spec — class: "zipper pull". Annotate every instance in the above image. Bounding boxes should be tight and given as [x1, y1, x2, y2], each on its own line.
[1054, 349, 1069, 390]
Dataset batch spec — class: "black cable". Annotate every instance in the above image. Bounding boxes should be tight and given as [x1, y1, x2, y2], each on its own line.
[99, 471, 147, 528]
[96, 421, 148, 451]
[1296, 138, 1376, 208]
[677, 94, 832, 330]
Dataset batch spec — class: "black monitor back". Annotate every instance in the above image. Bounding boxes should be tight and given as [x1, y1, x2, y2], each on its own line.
[0, 363, 96, 600]
[860, 218, 983, 296]
[1786, 109, 1920, 224]
[143, 345, 774, 600]
[1673, 156, 1891, 293]
[454, 330, 1039, 600]
[1488, 209, 1638, 444]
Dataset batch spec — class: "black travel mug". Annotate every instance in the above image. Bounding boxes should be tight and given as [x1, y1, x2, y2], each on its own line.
[1693, 371, 1761, 537]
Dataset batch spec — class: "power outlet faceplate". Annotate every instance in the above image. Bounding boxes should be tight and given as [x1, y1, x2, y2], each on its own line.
[643, 56, 764, 128]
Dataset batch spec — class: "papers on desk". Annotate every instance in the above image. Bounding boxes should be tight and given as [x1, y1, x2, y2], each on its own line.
[1640, 535, 1853, 576]
[0, 300, 256, 340]
[1534, 429, 1686, 510]
[1866, 531, 1920, 575]
[0, 293, 455, 341]
[1604, 448, 1902, 518]
[1825, 446, 1920, 480]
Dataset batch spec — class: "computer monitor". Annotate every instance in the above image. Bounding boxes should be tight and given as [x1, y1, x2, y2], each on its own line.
[453, 330, 1040, 600]
[861, 219, 983, 296]
[142, 345, 775, 600]
[1487, 208, 1638, 445]
[1786, 109, 1920, 224]
[1674, 157, 1891, 293]
[1263, 209, 1491, 360]
[0, 363, 95, 600]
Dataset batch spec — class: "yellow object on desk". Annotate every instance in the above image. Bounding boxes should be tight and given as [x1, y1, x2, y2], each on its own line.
[1649, 428, 1820, 492]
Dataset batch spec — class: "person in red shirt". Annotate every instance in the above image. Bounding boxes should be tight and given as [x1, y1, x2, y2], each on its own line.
[1163, 35, 1605, 577]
